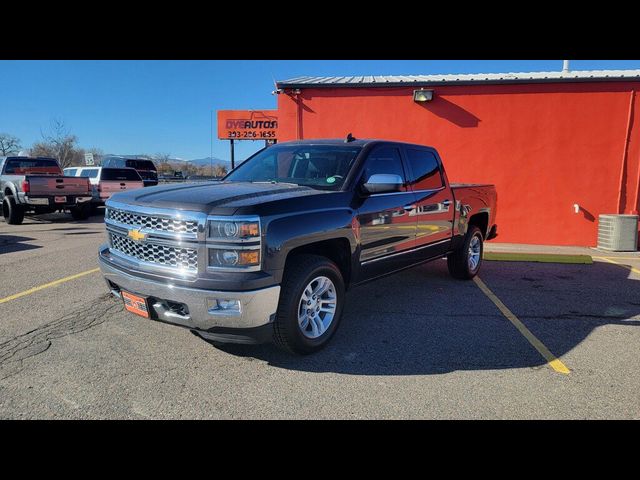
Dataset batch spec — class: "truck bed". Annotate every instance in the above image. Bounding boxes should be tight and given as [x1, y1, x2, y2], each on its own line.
[450, 183, 498, 239]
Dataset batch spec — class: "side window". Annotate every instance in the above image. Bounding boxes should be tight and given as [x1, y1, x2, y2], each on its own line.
[361, 147, 406, 191]
[405, 148, 443, 190]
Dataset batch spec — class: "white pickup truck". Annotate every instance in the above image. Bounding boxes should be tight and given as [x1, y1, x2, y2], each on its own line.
[64, 167, 145, 206]
[1, 156, 92, 224]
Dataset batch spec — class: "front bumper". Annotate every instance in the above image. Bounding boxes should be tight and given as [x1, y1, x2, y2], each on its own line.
[99, 246, 281, 339]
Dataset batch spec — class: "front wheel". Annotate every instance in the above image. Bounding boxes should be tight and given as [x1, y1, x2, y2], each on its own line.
[273, 254, 345, 355]
[447, 226, 484, 279]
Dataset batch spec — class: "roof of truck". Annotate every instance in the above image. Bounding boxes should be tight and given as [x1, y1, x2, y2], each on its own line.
[275, 138, 435, 149]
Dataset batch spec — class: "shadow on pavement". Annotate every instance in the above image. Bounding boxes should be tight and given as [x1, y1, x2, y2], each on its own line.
[0, 235, 41, 255]
[206, 259, 640, 375]
[21, 206, 105, 225]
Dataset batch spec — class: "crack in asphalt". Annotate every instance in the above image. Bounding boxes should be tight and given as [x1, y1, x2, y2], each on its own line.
[0, 294, 121, 380]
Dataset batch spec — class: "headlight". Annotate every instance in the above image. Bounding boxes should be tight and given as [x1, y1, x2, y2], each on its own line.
[208, 220, 260, 240]
[206, 216, 262, 271]
[209, 248, 260, 268]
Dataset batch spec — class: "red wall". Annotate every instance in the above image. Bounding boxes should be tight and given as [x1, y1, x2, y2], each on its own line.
[277, 82, 640, 247]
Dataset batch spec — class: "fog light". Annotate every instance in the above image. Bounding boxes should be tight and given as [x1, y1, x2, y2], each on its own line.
[207, 299, 241, 314]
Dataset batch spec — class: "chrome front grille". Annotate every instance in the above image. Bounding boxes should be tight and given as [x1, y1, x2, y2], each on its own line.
[110, 232, 198, 271]
[107, 207, 198, 235]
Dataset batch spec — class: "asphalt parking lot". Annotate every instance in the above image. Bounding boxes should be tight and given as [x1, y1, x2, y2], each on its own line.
[1, 209, 639, 419]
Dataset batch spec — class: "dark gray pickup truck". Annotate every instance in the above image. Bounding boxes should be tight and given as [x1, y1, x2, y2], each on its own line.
[1, 156, 92, 224]
[99, 138, 497, 354]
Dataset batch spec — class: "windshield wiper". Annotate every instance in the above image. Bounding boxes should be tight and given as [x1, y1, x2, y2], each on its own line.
[251, 180, 300, 186]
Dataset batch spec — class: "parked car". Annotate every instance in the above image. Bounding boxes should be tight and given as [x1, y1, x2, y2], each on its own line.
[101, 157, 158, 187]
[66, 167, 144, 205]
[98, 138, 498, 354]
[1, 156, 92, 224]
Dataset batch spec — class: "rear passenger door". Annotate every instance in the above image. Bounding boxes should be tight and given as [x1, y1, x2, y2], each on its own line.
[404, 147, 454, 259]
[355, 145, 418, 281]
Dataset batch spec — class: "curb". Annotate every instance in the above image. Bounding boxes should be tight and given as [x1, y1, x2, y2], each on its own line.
[483, 252, 593, 264]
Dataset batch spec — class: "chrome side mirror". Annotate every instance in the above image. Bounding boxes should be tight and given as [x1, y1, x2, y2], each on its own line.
[362, 174, 404, 194]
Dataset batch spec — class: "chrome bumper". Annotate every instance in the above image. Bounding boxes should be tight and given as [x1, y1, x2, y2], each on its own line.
[20, 194, 93, 205]
[99, 247, 280, 331]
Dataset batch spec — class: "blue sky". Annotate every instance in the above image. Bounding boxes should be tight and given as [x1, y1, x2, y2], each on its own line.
[2, 60, 640, 162]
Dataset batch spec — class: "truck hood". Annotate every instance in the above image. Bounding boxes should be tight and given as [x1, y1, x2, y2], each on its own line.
[107, 181, 327, 214]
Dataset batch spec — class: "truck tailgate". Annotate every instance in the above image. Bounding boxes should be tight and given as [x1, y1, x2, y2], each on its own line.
[99, 180, 144, 200]
[28, 175, 89, 196]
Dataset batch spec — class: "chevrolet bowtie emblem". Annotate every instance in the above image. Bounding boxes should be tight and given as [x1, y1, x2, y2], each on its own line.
[128, 229, 147, 242]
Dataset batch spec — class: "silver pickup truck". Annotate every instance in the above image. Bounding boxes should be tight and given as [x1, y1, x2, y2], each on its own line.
[1, 156, 93, 224]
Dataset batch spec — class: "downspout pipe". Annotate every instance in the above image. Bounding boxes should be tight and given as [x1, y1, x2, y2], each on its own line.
[617, 90, 635, 214]
[634, 143, 640, 215]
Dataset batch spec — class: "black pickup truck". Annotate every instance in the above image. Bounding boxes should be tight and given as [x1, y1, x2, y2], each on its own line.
[98, 138, 497, 354]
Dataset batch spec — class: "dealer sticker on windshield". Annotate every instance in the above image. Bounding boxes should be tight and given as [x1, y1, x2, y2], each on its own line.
[326, 176, 337, 184]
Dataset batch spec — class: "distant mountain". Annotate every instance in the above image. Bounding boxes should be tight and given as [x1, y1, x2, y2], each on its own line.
[189, 157, 231, 167]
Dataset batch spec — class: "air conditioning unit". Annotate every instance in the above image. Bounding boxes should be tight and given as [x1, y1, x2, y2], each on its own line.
[597, 214, 639, 251]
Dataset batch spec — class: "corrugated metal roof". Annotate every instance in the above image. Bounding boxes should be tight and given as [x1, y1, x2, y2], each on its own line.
[277, 70, 640, 88]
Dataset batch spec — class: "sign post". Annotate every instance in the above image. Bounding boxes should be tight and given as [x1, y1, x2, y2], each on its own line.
[217, 110, 278, 171]
[230, 139, 235, 170]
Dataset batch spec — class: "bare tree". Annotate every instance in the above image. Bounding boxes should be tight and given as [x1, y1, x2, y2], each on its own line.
[154, 153, 172, 164]
[212, 164, 228, 177]
[0, 133, 22, 156]
[31, 119, 80, 168]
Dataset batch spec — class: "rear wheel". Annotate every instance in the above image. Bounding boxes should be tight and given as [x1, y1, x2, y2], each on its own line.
[273, 254, 345, 355]
[447, 226, 484, 279]
[2, 195, 24, 225]
[70, 203, 91, 221]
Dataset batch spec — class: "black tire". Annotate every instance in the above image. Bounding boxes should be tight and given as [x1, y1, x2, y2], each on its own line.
[273, 254, 345, 355]
[447, 226, 484, 280]
[70, 203, 91, 221]
[2, 195, 24, 225]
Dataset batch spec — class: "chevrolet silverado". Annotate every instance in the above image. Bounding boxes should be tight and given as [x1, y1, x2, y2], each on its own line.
[98, 138, 497, 354]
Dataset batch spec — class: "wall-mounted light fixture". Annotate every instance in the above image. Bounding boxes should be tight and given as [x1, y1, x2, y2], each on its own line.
[413, 89, 434, 103]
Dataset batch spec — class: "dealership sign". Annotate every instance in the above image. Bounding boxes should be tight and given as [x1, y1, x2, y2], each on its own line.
[217, 110, 278, 140]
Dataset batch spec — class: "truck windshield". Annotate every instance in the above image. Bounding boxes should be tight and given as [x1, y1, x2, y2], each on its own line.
[4, 158, 62, 175]
[224, 145, 361, 190]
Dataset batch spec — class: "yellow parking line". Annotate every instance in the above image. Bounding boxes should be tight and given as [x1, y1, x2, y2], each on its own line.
[592, 256, 640, 275]
[473, 276, 571, 374]
[0, 268, 100, 305]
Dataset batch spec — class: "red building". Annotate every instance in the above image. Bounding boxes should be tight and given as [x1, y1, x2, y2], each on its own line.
[275, 70, 640, 247]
